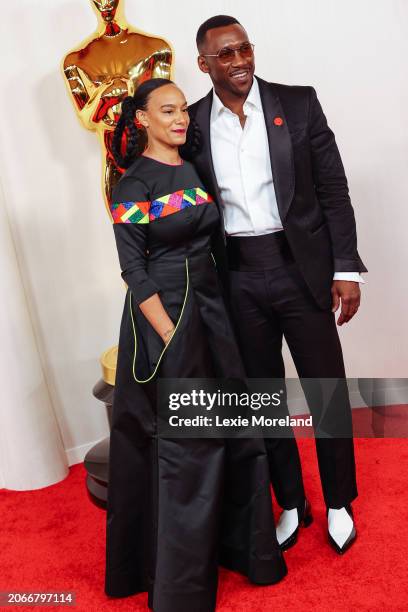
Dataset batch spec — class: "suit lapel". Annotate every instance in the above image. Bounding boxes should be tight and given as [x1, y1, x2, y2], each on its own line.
[191, 91, 225, 238]
[257, 77, 295, 221]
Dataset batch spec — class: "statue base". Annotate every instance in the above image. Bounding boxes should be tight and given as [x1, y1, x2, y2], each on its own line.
[84, 348, 117, 509]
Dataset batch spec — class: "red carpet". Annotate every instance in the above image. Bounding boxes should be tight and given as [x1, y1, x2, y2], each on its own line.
[1, 439, 407, 611]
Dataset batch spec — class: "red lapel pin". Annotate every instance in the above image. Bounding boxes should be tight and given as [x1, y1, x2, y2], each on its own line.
[274, 116, 284, 126]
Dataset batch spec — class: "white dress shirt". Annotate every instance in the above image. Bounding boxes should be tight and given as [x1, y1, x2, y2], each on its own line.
[209, 77, 364, 283]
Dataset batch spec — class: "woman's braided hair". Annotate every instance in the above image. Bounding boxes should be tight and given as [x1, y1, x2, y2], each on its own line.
[112, 78, 202, 169]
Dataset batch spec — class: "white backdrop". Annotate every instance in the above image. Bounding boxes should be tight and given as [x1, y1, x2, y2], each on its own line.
[0, 0, 407, 486]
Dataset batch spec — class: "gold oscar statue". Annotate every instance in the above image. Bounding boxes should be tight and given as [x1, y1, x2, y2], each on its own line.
[62, 0, 174, 385]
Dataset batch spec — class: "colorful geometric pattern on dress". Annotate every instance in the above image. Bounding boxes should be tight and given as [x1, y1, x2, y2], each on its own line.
[110, 200, 150, 224]
[149, 187, 213, 221]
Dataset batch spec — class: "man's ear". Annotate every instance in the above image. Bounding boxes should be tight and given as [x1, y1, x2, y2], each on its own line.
[197, 55, 210, 74]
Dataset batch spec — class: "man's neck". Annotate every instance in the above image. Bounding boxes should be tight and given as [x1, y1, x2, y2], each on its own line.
[213, 77, 254, 118]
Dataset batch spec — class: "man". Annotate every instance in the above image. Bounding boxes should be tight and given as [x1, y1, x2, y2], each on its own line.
[184, 15, 367, 554]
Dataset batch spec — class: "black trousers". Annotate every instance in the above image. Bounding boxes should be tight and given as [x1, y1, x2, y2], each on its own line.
[226, 231, 358, 509]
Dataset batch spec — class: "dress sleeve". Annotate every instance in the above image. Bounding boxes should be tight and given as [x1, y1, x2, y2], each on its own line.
[110, 176, 160, 306]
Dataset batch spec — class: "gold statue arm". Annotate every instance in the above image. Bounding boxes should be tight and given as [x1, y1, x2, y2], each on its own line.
[63, 64, 94, 110]
[63, 63, 115, 131]
[64, 63, 126, 132]
[151, 48, 172, 78]
[128, 48, 172, 91]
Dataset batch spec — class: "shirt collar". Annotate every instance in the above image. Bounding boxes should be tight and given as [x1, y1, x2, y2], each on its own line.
[211, 76, 262, 121]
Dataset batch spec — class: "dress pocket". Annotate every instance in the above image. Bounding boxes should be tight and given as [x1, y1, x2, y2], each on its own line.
[129, 258, 190, 383]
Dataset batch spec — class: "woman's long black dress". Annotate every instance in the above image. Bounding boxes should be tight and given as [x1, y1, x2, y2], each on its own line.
[104, 155, 287, 611]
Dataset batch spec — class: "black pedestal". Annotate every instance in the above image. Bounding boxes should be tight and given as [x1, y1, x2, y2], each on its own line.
[84, 379, 114, 509]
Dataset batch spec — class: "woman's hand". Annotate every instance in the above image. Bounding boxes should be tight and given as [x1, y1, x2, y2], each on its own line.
[162, 326, 176, 345]
[139, 294, 176, 344]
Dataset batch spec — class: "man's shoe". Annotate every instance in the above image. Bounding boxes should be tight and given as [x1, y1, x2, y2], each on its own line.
[327, 505, 356, 554]
[277, 498, 313, 551]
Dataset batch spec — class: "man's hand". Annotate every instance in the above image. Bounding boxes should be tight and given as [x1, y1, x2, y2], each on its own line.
[331, 280, 361, 326]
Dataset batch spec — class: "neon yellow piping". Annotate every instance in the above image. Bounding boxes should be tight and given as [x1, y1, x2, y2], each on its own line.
[129, 258, 190, 383]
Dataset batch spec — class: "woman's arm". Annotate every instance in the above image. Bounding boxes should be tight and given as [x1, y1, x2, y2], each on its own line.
[110, 177, 174, 344]
[139, 294, 175, 344]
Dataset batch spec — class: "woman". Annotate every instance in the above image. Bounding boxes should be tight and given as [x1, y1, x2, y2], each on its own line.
[104, 78, 287, 611]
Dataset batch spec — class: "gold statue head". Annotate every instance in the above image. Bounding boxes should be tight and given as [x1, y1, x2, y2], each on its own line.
[91, 0, 120, 23]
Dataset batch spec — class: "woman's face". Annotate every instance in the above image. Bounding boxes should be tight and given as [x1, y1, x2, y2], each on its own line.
[137, 84, 190, 149]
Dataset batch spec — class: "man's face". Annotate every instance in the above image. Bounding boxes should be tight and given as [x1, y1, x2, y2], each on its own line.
[197, 24, 255, 97]
[92, 0, 119, 22]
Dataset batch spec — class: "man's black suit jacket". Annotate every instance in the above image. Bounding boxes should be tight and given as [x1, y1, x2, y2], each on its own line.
[184, 75, 367, 310]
